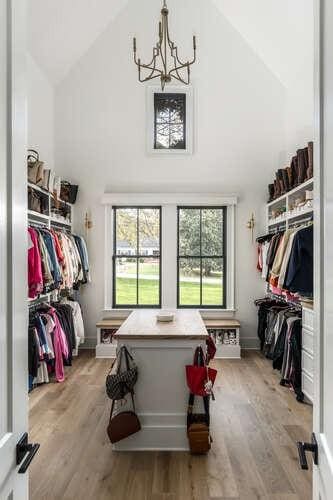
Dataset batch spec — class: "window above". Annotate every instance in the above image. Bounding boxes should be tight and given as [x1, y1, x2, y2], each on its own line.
[177, 207, 226, 308]
[113, 207, 161, 308]
[154, 93, 186, 150]
[146, 86, 193, 155]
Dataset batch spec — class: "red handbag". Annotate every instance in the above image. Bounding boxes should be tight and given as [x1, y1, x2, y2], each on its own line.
[186, 346, 217, 397]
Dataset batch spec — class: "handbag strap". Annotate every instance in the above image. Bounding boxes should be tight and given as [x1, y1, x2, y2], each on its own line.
[27, 149, 39, 162]
[108, 345, 135, 377]
[107, 346, 123, 376]
[193, 346, 205, 367]
[187, 392, 210, 427]
[123, 345, 134, 370]
[109, 390, 136, 424]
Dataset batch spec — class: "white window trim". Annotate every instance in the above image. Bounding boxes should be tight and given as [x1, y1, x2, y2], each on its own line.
[102, 193, 237, 312]
[146, 85, 193, 155]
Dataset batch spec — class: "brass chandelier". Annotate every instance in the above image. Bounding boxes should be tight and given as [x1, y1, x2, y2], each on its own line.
[133, 0, 197, 91]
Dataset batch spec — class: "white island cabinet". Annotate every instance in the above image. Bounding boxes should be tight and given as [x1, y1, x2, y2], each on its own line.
[113, 309, 208, 451]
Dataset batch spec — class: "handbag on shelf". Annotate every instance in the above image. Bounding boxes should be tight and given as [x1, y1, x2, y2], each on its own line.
[28, 187, 41, 213]
[60, 181, 79, 204]
[186, 346, 217, 397]
[27, 149, 44, 186]
[107, 391, 141, 444]
[28, 187, 48, 214]
[187, 393, 212, 454]
[106, 345, 138, 400]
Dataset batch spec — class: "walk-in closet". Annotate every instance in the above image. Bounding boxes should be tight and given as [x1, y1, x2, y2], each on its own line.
[1, 1, 333, 499]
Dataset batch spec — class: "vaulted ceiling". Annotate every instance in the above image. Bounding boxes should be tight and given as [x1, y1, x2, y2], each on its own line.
[28, 0, 128, 84]
[28, 0, 313, 88]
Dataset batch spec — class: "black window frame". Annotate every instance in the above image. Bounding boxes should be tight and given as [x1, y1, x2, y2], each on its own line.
[154, 93, 186, 150]
[112, 206, 162, 309]
[177, 206, 227, 309]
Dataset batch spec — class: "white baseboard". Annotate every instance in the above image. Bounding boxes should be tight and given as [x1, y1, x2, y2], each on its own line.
[113, 413, 189, 451]
[240, 337, 260, 350]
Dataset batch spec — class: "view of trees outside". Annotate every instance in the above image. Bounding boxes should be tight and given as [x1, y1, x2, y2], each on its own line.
[178, 208, 224, 306]
[113, 207, 224, 306]
[154, 93, 186, 149]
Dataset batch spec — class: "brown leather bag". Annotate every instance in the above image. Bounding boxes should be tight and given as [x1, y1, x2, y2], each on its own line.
[188, 422, 211, 454]
[187, 393, 211, 454]
[107, 392, 141, 444]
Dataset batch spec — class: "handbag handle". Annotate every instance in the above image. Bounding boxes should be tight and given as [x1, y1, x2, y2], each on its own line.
[187, 393, 210, 427]
[109, 390, 137, 424]
[107, 345, 123, 376]
[193, 346, 205, 367]
[27, 149, 39, 162]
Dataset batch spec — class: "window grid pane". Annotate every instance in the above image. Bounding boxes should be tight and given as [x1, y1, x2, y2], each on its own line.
[154, 93, 186, 150]
[177, 207, 226, 308]
[113, 207, 161, 307]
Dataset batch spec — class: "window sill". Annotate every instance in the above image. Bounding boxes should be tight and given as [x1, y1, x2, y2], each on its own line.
[102, 308, 237, 316]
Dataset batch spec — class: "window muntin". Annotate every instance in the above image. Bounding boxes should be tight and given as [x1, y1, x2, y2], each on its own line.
[113, 207, 161, 307]
[177, 207, 226, 308]
[154, 93, 186, 150]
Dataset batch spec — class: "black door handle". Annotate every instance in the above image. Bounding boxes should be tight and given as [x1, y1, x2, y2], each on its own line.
[297, 432, 318, 470]
[16, 432, 40, 474]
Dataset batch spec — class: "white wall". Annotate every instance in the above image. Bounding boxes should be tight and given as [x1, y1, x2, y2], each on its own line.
[54, 0, 286, 348]
[284, 1, 314, 159]
[213, 0, 315, 161]
[27, 53, 55, 169]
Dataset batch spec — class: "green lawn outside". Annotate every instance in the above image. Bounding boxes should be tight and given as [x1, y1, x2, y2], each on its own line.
[115, 277, 223, 306]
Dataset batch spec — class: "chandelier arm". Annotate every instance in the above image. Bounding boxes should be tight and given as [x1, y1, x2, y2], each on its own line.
[168, 63, 190, 84]
[168, 72, 187, 85]
[139, 59, 163, 81]
[171, 44, 190, 68]
[134, 45, 160, 69]
[169, 53, 185, 82]
[140, 73, 163, 83]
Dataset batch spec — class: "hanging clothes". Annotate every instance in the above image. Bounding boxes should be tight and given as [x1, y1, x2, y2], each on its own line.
[256, 223, 313, 299]
[27, 226, 90, 297]
[254, 297, 303, 402]
[28, 228, 43, 299]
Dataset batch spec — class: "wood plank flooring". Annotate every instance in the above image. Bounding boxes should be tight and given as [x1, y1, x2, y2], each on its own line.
[29, 350, 312, 500]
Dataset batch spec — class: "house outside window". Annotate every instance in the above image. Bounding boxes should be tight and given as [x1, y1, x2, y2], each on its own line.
[112, 207, 161, 308]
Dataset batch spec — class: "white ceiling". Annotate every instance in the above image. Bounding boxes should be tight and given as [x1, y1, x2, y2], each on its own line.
[28, 0, 313, 88]
[212, 0, 313, 89]
[28, 0, 128, 84]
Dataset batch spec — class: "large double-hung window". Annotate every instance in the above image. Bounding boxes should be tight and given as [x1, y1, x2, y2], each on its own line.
[177, 207, 226, 308]
[113, 207, 161, 308]
[110, 203, 229, 309]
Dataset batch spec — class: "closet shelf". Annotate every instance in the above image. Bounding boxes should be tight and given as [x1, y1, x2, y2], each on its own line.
[50, 217, 72, 227]
[28, 181, 73, 207]
[267, 177, 314, 208]
[268, 206, 313, 226]
[28, 209, 50, 220]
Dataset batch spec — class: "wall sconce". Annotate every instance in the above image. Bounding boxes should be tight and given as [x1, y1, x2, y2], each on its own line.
[246, 213, 255, 242]
[85, 211, 93, 232]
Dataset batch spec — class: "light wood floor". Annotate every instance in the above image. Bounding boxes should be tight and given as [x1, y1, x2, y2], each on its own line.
[29, 350, 313, 500]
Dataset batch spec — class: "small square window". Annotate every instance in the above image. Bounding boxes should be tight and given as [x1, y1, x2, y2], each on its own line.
[154, 93, 186, 150]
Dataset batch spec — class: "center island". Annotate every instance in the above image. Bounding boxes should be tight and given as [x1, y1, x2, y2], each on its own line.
[113, 309, 208, 451]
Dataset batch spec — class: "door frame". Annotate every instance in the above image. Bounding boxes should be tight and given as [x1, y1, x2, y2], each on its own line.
[0, 0, 28, 497]
[313, 0, 333, 497]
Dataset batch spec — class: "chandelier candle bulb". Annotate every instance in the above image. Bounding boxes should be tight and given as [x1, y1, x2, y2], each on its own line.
[133, 37, 136, 52]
